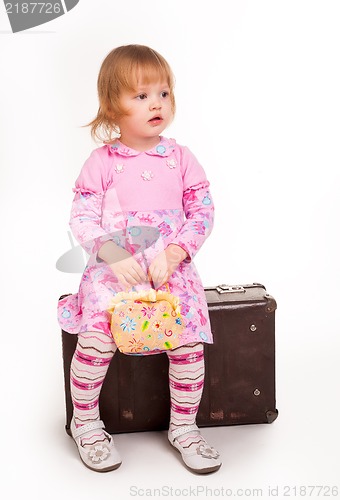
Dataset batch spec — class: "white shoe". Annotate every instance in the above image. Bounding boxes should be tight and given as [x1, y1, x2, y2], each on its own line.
[70, 418, 122, 472]
[168, 424, 222, 474]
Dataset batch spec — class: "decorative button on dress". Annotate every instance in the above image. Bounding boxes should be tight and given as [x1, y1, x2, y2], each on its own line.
[57, 137, 215, 349]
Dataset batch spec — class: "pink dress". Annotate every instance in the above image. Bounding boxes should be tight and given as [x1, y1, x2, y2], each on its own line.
[57, 136, 215, 347]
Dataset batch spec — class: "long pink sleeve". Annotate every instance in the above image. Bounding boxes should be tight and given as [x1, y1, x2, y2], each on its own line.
[69, 148, 112, 255]
[170, 147, 215, 262]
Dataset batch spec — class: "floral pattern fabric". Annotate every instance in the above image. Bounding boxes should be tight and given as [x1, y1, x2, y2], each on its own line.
[57, 137, 215, 348]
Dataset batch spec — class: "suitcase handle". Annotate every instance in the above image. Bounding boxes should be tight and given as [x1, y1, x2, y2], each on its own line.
[205, 283, 266, 294]
[216, 285, 246, 294]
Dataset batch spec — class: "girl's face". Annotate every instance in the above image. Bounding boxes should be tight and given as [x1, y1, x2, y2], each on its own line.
[116, 80, 173, 151]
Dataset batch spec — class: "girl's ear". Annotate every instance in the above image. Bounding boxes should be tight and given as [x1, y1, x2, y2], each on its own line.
[107, 107, 117, 122]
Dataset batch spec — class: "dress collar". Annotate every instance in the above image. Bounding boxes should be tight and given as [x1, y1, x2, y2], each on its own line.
[107, 136, 176, 158]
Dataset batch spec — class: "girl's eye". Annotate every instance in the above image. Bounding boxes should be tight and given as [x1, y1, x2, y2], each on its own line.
[161, 91, 169, 98]
[136, 94, 147, 100]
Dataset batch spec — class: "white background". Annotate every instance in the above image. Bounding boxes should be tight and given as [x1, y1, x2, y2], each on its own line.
[0, 0, 339, 498]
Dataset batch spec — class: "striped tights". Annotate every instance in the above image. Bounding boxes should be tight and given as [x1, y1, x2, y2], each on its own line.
[70, 332, 205, 450]
[168, 342, 206, 450]
[70, 331, 117, 448]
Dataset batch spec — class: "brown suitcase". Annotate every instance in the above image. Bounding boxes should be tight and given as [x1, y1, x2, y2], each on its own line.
[61, 283, 278, 435]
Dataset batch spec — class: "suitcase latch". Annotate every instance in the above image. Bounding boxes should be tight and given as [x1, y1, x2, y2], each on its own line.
[216, 284, 246, 294]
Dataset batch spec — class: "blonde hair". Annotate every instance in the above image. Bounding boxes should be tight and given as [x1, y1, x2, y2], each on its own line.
[86, 44, 176, 144]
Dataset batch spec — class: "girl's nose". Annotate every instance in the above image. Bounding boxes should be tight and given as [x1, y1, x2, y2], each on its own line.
[150, 96, 162, 110]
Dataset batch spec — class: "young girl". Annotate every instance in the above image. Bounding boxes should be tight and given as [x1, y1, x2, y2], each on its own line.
[57, 44, 221, 474]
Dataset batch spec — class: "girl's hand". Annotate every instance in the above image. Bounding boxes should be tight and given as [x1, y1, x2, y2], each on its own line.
[109, 256, 147, 289]
[148, 244, 188, 289]
[98, 240, 147, 288]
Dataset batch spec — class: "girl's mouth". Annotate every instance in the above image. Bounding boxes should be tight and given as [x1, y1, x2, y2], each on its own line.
[148, 116, 162, 124]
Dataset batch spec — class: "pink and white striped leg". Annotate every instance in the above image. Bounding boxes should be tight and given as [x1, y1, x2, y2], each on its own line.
[167, 342, 206, 451]
[70, 331, 116, 449]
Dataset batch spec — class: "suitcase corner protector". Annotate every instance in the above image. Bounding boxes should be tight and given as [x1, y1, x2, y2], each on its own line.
[265, 294, 277, 313]
[59, 293, 72, 301]
[266, 409, 279, 423]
